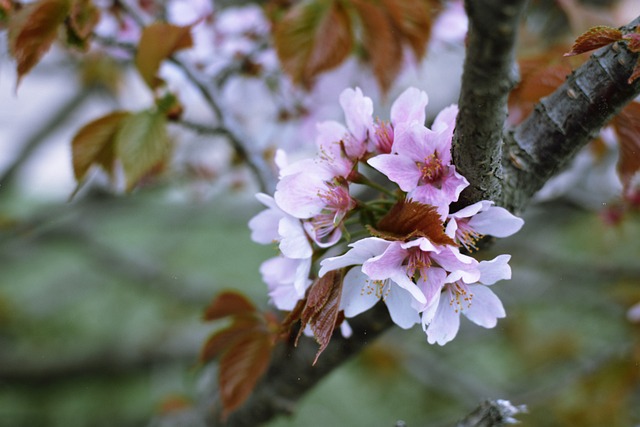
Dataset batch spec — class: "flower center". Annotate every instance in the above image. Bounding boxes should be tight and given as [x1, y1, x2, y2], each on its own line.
[454, 219, 483, 252]
[418, 153, 445, 184]
[447, 282, 474, 313]
[363, 278, 391, 300]
[406, 247, 432, 281]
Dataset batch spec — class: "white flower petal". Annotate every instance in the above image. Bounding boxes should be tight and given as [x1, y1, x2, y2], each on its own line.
[340, 268, 380, 318]
[385, 285, 421, 329]
[462, 285, 505, 328]
[477, 255, 512, 285]
[319, 237, 392, 277]
[468, 206, 524, 237]
[426, 289, 461, 345]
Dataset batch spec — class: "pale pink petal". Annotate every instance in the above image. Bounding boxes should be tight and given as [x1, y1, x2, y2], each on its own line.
[462, 285, 505, 328]
[385, 285, 421, 329]
[319, 237, 392, 277]
[449, 200, 490, 220]
[627, 302, 640, 323]
[278, 216, 312, 259]
[368, 154, 422, 191]
[339, 87, 374, 143]
[339, 268, 380, 317]
[390, 87, 429, 128]
[468, 206, 524, 237]
[389, 272, 427, 305]
[417, 266, 447, 307]
[477, 255, 512, 285]
[431, 104, 458, 134]
[393, 123, 435, 161]
[248, 208, 281, 244]
[274, 172, 327, 218]
[426, 288, 461, 345]
[361, 242, 407, 279]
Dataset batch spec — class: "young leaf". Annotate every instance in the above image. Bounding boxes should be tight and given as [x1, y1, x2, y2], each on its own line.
[564, 25, 623, 56]
[628, 61, 640, 84]
[381, 0, 439, 60]
[351, 0, 403, 93]
[114, 110, 171, 189]
[372, 200, 455, 245]
[622, 32, 640, 53]
[219, 330, 274, 419]
[7, 0, 70, 85]
[71, 111, 131, 181]
[203, 291, 257, 321]
[69, 0, 100, 40]
[273, 0, 353, 88]
[135, 22, 193, 89]
[200, 318, 262, 363]
[297, 270, 344, 364]
[611, 102, 640, 191]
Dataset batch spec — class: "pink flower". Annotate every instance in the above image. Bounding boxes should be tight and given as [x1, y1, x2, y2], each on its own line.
[445, 201, 525, 251]
[373, 87, 429, 154]
[421, 255, 511, 345]
[368, 105, 468, 216]
[260, 256, 311, 310]
[275, 160, 355, 248]
[319, 237, 422, 328]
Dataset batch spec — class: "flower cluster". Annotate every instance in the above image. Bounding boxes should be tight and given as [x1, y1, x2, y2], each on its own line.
[249, 87, 524, 345]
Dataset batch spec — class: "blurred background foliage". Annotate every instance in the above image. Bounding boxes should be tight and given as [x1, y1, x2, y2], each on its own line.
[0, 186, 639, 426]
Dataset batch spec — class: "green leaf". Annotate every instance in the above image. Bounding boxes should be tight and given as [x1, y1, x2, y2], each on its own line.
[7, 0, 70, 86]
[115, 110, 171, 189]
[71, 111, 131, 181]
[273, 0, 353, 88]
[135, 22, 193, 89]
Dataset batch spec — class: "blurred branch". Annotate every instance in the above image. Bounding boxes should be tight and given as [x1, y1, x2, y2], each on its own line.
[0, 87, 99, 192]
[502, 15, 640, 212]
[452, 0, 529, 206]
[454, 400, 527, 427]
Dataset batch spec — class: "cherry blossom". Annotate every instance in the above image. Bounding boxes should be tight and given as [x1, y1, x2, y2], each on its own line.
[368, 105, 468, 216]
[421, 255, 511, 345]
[446, 201, 525, 251]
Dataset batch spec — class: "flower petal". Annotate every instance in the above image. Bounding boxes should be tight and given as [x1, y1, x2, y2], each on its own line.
[468, 206, 524, 237]
[368, 154, 422, 192]
[319, 237, 392, 277]
[390, 87, 429, 128]
[462, 285, 505, 328]
[477, 255, 512, 285]
[339, 87, 374, 143]
[426, 288, 461, 345]
[385, 285, 421, 329]
[278, 216, 312, 259]
[340, 268, 379, 317]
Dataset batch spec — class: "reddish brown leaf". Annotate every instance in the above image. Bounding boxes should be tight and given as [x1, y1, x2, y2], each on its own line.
[372, 200, 454, 245]
[352, 0, 403, 93]
[200, 317, 262, 362]
[611, 102, 640, 191]
[273, 0, 353, 88]
[628, 60, 640, 84]
[71, 111, 131, 181]
[135, 22, 193, 89]
[69, 0, 100, 40]
[219, 330, 274, 418]
[564, 25, 623, 57]
[203, 291, 257, 321]
[623, 31, 640, 53]
[297, 270, 344, 364]
[7, 0, 70, 85]
[381, 0, 439, 60]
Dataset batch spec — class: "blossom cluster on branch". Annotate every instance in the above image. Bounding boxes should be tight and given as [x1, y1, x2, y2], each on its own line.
[249, 87, 523, 348]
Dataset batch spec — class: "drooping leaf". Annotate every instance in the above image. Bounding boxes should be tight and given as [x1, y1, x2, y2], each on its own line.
[380, 0, 439, 60]
[297, 270, 344, 364]
[200, 317, 262, 362]
[69, 0, 100, 40]
[564, 25, 623, 56]
[628, 60, 640, 84]
[203, 291, 257, 321]
[611, 102, 640, 191]
[71, 111, 131, 181]
[372, 200, 455, 245]
[7, 0, 70, 85]
[218, 330, 274, 418]
[135, 22, 193, 89]
[114, 110, 171, 189]
[273, 0, 353, 88]
[351, 0, 403, 93]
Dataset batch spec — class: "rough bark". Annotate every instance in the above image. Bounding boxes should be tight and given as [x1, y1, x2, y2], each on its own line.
[501, 16, 640, 212]
[452, 0, 529, 206]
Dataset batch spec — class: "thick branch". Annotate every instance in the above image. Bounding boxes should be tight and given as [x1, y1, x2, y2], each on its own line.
[501, 15, 640, 212]
[452, 0, 529, 205]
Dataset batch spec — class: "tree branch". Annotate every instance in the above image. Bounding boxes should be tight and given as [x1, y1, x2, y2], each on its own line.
[452, 0, 529, 205]
[501, 15, 640, 212]
[454, 400, 527, 427]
